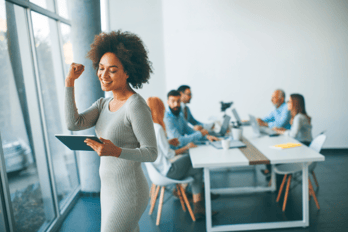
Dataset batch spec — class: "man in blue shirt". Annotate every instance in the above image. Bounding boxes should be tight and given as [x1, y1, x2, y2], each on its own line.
[257, 89, 291, 129]
[177, 85, 214, 131]
[164, 90, 218, 148]
[165, 89, 220, 216]
[257, 89, 291, 179]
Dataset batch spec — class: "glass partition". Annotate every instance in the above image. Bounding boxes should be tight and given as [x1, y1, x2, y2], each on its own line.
[60, 23, 73, 76]
[1, 0, 80, 230]
[0, 187, 8, 232]
[31, 11, 79, 209]
[56, 0, 69, 19]
[0, 2, 56, 231]
[0, 158, 10, 232]
[29, 0, 55, 11]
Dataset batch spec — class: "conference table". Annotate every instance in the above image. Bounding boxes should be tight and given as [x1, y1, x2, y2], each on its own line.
[189, 126, 325, 232]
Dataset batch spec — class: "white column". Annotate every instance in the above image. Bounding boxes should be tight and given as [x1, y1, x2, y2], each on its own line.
[69, 0, 103, 193]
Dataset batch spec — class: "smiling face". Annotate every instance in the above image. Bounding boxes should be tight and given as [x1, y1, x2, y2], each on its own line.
[97, 52, 129, 92]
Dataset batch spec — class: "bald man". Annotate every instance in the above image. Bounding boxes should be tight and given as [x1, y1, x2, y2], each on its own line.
[257, 89, 291, 129]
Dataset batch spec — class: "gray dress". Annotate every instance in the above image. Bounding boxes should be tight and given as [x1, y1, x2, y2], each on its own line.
[65, 87, 157, 232]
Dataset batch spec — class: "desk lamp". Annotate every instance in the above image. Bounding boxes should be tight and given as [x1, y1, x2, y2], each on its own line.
[220, 101, 233, 117]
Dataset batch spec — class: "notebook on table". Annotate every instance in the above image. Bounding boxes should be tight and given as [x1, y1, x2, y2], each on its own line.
[270, 143, 302, 150]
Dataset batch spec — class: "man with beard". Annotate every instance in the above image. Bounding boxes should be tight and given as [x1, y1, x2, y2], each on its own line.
[163, 90, 220, 216]
[164, 90, 218, 148]
[257, 89, 291, 129]
[178, 85, 214, 131]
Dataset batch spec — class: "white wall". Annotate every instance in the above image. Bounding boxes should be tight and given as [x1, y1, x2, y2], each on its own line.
[107, 0, 167, 101]
[162, 0, 348, 148]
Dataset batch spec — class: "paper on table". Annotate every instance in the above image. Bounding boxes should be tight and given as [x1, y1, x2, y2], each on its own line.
[270, 142, 302, 150]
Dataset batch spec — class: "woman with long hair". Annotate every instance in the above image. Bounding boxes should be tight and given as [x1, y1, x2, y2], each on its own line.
[147, 96, 215, 220]
[273, 93, 313, 146]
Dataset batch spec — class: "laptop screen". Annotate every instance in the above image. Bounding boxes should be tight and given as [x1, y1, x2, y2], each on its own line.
[220, 115, 231, 135]
[231, 108, 241, 123]
[248, 114, 261, 135]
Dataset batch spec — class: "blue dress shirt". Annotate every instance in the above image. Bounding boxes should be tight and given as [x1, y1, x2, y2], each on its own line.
[181, 104, 214, 130]
[262, 102, 291, 129]
[164, 107, 203, 148]
[181, 104, 203, 126]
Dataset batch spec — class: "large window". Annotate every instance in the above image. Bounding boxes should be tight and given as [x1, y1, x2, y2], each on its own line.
[0, 3, 56, 231]
[0, 0, 79, 231]
[0, 179, 8, 231]
[56, 0, 69, 19]
[29, 0, 55, 11]
[60, 23, 73, 76]
[31, 11, 79, 208]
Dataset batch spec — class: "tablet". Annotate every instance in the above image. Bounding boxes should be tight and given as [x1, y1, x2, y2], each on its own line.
[55, 134, 102, 151]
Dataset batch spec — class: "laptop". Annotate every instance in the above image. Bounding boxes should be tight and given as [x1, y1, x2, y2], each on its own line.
[231, 108, 250, 126]
[209, 139, 246, 149]
[248, 115, 278, 136]
[209, 115, 231, 137]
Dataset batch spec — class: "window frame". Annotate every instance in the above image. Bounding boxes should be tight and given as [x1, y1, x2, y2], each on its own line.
[6, 0, 71, 25]
[1, 0, 80, 231]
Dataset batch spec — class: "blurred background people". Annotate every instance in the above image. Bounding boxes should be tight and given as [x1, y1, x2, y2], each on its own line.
[164, 90, 218, 148]
[273, 93, 313, 146]
[257, 89, 291, 129]
[178, 85, 214, 131]
[147, 96, 214, 220]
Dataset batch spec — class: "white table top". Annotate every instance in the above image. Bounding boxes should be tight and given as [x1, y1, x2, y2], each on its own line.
[190, 127, 325, 168]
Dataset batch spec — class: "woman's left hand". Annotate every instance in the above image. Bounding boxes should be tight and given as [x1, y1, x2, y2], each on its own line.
[84, 137, 122, 157]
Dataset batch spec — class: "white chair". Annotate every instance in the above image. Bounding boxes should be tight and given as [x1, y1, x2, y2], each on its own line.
[274, 134, 326, 211]
[307, 134, 327, 188]
[144, 162, 196, 225]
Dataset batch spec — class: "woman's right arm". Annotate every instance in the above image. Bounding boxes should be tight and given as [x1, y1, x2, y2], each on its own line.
[65, 63, 101, 131]
[286, 115, 301, 138]
[157, 127, 195, 157]
[157, 126, 176, 160]
[174, 142, 196, 155]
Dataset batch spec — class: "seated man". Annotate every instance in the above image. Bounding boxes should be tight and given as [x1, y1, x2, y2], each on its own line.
[177, 85, 214, 131]
[257, 89, 291, 178]
[164, 90, 218, 148]
[257, 89, 291, 129]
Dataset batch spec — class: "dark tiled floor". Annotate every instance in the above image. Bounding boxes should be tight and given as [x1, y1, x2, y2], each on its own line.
[58, 151, 348, 232]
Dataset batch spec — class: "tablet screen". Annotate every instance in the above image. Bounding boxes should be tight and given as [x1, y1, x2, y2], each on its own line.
[55, 135, 102, 151]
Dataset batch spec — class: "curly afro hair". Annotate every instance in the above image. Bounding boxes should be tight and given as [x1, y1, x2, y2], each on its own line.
[87, 30, 153, 89]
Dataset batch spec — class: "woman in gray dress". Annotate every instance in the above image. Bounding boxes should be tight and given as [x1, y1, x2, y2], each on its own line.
[65, 30, 157, 232]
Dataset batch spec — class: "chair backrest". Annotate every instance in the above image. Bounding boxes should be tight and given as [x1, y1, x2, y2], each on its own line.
[144, 162, 193, 186]
[309, 134, 326, 153]
[308, 134, 326, 171]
